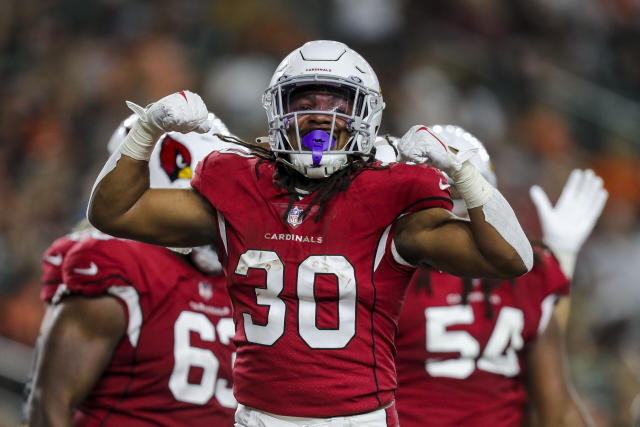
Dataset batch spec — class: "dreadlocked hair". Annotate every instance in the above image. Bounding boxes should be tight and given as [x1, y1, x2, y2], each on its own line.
[382, 133, 399, 158]
[215, 133, 388, 224]
[273, 154, 387, 223]
[413, 240, 548, 319]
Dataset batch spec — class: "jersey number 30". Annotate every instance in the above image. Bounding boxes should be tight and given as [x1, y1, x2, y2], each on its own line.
[235, 250, 357, 349]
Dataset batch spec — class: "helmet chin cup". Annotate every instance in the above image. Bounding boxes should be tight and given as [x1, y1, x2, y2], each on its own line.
[290, 153, 348, 179]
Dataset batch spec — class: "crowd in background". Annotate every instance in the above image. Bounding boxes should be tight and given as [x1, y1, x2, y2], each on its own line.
[1, 0, 639, 425]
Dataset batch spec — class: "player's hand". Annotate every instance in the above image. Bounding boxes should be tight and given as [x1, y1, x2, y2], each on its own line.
[126, 90, 212, 136]
[529, 169, 608, 254]
[397, 125, 477, 175]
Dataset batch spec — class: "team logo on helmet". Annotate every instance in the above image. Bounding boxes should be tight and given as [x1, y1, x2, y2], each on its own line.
[159, 135, 193, 182]
[198, 281, 213, 300]
[287, 206, 304, 228]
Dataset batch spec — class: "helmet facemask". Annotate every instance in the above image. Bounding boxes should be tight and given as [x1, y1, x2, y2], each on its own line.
[263, 75, 384, 179]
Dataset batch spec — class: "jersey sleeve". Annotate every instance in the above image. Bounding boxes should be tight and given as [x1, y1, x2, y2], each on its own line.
[191, 149, 255, 213]
[62, 238, 139, 297]
[538, 248, 570, 297]
[388, 162, 453, 215]
[40, 236, 77, 303]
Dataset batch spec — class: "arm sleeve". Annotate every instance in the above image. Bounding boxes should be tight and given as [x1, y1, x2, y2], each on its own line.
[191, 149, 256, 214]
[540, 248, 571, 297]
[390, 163, 453, 216]
[61, 239, 145, 348]
[62, 241, 133, 297]
[40, 237, 77, 303]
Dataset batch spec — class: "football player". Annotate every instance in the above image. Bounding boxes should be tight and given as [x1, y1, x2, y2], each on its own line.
[86, 40, 533, 426]
[26, 116, 238, 426]
[388, 126, 605, 427]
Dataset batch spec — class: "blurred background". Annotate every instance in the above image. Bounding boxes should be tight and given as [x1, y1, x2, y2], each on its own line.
[1, 0, 639, 425]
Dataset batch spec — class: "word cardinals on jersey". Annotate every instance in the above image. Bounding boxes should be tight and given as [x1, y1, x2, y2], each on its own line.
[395, 247, 569, 427]
[40, 231, 236, 426]
[191, 149, 452, 417]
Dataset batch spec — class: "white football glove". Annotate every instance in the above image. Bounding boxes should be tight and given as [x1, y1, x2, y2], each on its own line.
[127, 90, 211, 135]
[530, 169, 608, 255]
[397, 125, 478, 176]
[120, 90, 212, 161]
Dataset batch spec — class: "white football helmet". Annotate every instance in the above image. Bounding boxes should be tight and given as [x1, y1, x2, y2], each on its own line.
[107, 113, 236, 189]
[263, 40, 385, 178]
[107, 113, 138, 155]
[107, 113, 232, 273]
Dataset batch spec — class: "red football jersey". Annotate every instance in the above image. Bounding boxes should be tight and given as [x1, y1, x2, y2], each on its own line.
[60, 236, 236, 426]
[395, 248, 569, 427]
[191, 151, 452, 417]
[40, 229, 97, 302]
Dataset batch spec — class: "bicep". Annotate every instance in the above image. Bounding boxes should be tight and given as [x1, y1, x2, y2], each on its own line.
[110, 188, 218, 247]
[29, 296, 126, 411]
[394, 208, 508, 278]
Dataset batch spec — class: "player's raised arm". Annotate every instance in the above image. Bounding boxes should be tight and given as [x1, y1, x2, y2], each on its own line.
[394, 125, 533, 279]
[530, 168, 608, 329]
[525, 313, 595, 427]
[88, 91, 218, 248]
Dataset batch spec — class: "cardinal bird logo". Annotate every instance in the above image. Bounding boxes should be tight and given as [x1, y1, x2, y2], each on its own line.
[159, 135, 193, 181]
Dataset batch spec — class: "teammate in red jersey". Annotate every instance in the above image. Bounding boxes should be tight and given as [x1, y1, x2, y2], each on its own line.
[26, 116, 239, 426]
[86, 41, 533, 426]
[387, 126, 606, 427]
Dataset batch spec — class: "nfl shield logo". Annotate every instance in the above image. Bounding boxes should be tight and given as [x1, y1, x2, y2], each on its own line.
[198, 282, 213, 300]
[287, 206, 304, 228]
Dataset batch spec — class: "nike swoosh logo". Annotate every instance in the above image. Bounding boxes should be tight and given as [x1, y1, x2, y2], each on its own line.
[73, 262, 98, 276]
[44, 253, 63, 266]
[439, 179, 451, 190]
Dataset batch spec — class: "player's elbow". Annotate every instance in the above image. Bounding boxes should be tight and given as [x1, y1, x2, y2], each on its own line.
[508, 252, 532, 276]
[87, 206, 105, 231]
[497, 240, 533, 278]
[491, 251, 531, 279]
[87, 206, 110, 235]
[87, 200, 122, 236]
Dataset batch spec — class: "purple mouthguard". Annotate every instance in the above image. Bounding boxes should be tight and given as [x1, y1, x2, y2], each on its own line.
[301, 130, 336, 166]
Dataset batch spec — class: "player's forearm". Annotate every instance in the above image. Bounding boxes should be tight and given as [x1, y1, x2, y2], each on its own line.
[539, 401, 594, 427]
[454, 162, 532, 275]
[467, 202, 531, 276]
[88, 154, 151, 235]
[27, 388, 73, 427]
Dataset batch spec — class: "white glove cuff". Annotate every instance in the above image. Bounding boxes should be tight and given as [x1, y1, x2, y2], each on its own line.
[450, 161, 494, 209]
[118, 119, 162, 161]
